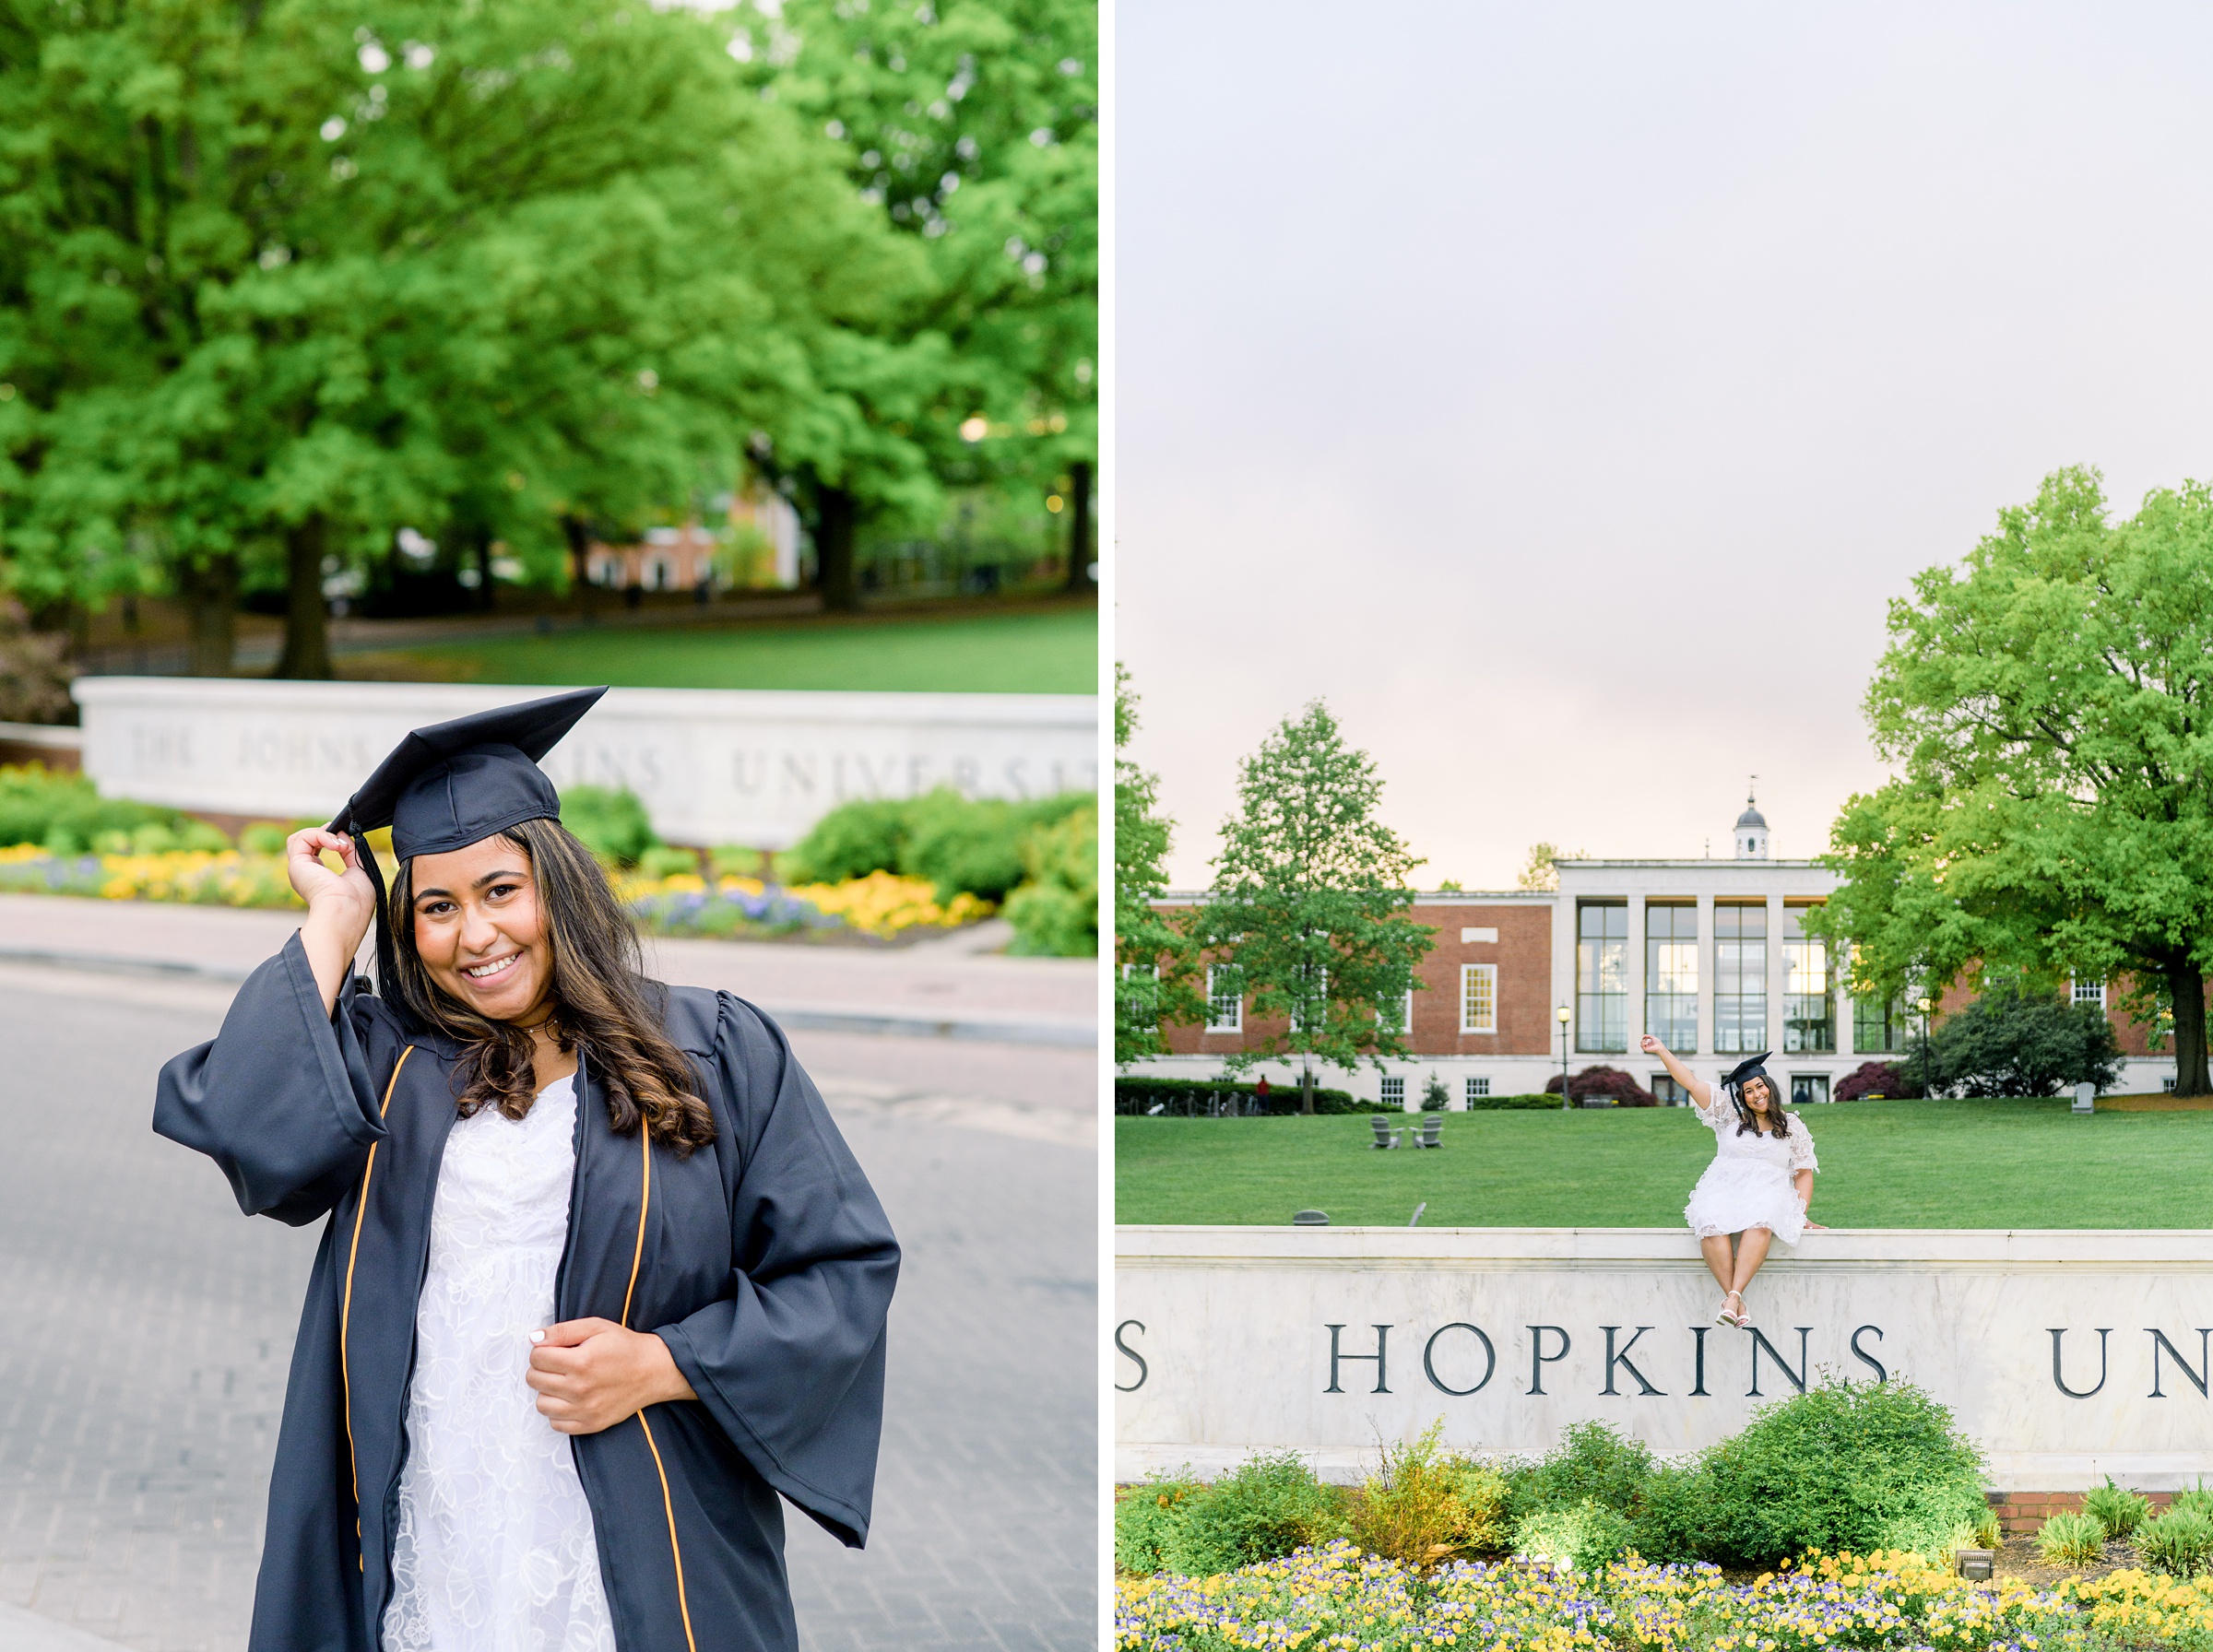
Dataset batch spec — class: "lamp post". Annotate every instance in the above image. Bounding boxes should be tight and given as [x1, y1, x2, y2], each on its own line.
[1556, 1004, 1573, 1109]
[1916, 995, 1935, 1096]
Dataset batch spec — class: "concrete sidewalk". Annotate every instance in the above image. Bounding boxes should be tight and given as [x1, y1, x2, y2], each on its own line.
[0, 894, 1095, 1049]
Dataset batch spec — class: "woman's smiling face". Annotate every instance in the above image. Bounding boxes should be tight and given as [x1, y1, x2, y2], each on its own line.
[1742, 1076, 1773, 1113]
[408, 834, 553, 1023]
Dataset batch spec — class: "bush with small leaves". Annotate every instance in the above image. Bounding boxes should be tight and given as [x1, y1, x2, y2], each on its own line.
[240, 822, 289, 856]
[1003, 800, 1096, 956]
[1114, 1474, 1202, 1575]
[558, 785, 657, 867]
[2083, 1479, 2152, 1540]
[1154, 1453, 1347, 1578]
[1698, 1378, 1987, 1565]
[2036, 1511, 2105, 1566]
[1506, 1421, 1656, 1523]
[1512, 1500, 1634, 1574]
[708, 844, 763, 878]
[637, 844, 701, 879]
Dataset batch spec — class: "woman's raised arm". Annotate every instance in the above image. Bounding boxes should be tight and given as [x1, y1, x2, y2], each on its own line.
[1639, 1033, 1712, 1110]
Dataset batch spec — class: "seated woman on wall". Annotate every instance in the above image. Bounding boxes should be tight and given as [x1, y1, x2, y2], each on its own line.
[1640, 1035, 1821, 1330]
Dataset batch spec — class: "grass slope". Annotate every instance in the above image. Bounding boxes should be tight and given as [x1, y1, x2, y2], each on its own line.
[1115, 1099, 2213, 1228]
[364, 604, 1097, 693]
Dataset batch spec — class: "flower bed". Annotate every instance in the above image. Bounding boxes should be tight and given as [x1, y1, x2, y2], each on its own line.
[0, 845, 992, 942]
[1116, 1543, 2213, 1652]
[611, 868, 990, 941]
[0, 844, 298, 907]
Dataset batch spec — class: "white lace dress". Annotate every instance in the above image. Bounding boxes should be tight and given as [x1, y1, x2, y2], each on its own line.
[1683, 1094, 1818, 1245]
[383, 1074, 616, 1652]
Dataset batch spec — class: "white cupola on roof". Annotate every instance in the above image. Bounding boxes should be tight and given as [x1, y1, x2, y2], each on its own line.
[1734, 784, 1769, 860]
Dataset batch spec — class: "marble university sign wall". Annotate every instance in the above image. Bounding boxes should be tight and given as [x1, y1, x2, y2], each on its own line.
[1115, 1228, 2213, 1493]
[73, 677, 1097, 845]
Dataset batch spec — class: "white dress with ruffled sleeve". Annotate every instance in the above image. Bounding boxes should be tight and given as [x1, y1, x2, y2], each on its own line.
[382, 1074, 616, 1652]
[1683, 1095, 1817, 1245]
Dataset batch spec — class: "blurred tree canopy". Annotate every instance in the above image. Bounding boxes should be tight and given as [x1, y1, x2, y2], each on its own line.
[0, 0, 1094, 670]
[1812, 466, 2213, 1094]
[741, 0, 1097, 606]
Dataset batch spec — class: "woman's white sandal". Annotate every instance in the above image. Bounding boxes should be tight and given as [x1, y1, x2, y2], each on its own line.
[1717, 1290, 1746, 1328]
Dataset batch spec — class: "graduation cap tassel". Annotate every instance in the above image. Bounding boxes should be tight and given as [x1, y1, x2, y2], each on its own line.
[350, 827, 398, 997]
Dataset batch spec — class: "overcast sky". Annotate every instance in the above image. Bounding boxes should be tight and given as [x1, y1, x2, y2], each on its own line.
[1114, 2, 2213, 889]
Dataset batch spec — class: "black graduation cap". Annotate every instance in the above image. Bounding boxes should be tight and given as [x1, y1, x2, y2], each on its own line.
[328, 687, 606, 992]
[1721, 1052, 1773, 1092]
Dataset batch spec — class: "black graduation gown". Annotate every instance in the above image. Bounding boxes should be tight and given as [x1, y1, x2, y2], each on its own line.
[152, 933, 900, 1652]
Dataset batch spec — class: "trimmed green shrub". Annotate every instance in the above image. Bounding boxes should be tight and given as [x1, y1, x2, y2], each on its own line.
[1156, 1454, 1347, 1577]
[637, 845, 701, 879]
[1627, 1461, 1710, 1564]
[901, 788, 1028, 901]
[779, 788, 1093, 903]
[2139, 1506, 2213, 1576]
[1468, 1093, 1567, 1111]
[779, 798, 911, 885]
[240, 822, 289, 855]
[1506, 1422, 1655, 1522]
[178, 820, 234, 853]
[559, 785, 657, 867]
[901, 789, 1090, 903]
[1512, 1499, 1634, 1573]
[709, 844, 763, 878]
[0, 763, 183, 853]
[1698, 1379, 1987, 1565]
[1543, 1066, 1658, 1106]
[1115, 1474, 1203, 1575]
[1004, 802, 1097, 957]
[1836, 1060, 1919, 1103]
[2084, 1479, 2152, 1540]
[1112, 1076, 1385, 1115]
[2035, 1511, 2105, 1565]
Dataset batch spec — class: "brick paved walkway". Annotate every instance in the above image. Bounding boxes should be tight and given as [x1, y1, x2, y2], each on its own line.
[0, 973, 1095, 1650]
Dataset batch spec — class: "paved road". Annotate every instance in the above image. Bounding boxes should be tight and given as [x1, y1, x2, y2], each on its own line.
[0, 967, 1096, 1650]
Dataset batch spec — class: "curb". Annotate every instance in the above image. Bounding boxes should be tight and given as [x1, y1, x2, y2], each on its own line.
[0, 946, 1095, 1050]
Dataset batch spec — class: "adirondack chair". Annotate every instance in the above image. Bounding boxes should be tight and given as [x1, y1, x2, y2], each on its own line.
[1369, 1115, 1402, 1150]
[1415, 1114, 1443, 1149]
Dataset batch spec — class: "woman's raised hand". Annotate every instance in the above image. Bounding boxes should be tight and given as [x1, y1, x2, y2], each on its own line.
[1639, 1033, 1664, 1055]
[289, 829, 376, 1011]
[288, 829, 374, 923]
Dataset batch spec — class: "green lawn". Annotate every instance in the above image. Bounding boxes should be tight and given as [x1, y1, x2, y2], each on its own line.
[1115, 1100, 2213, 1228]
[362, 604, 1096, 693]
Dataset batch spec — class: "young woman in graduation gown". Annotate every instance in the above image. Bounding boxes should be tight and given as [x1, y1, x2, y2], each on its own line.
[153, 690, 901, 1652]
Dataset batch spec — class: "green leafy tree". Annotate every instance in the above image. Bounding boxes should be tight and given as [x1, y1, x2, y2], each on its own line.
[1115, 665, 1202, 1065]
[1816, 466, 2213, 1092]
[0, 0, 911, 670]
[1193, 701, 1434, 1111]
[743, 0, 1096, 604]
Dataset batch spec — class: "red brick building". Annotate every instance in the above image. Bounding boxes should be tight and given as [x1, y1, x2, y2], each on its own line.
[1141, 800, 2175, 1107]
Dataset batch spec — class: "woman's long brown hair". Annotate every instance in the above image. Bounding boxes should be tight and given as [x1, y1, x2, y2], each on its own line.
[385, 817, 716, 1154]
